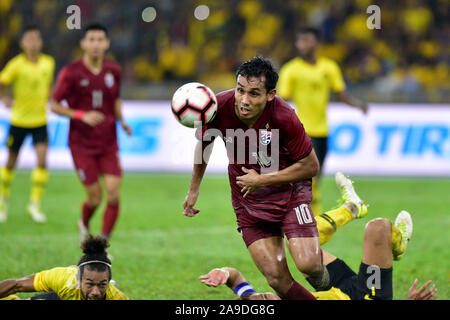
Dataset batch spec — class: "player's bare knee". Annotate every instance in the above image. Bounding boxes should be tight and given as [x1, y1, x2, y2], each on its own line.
[106, 190, 120, 204]
[87, 191, 102, 207]
[296, 259, 322, 276]
[265, 273, 291, 293]
[364, 218, 391, 245]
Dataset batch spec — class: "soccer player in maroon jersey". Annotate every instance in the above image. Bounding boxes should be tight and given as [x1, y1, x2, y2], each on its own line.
[183, 57, 333, 300]
[50, 23, 132, 243]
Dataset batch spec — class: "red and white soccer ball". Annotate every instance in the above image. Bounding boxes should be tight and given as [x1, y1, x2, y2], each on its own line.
[171, 82, 217, 128]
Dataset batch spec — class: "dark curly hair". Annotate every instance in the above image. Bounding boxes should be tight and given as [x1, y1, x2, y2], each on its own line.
[77, 235, 112, 280]
[83, 22, 109, 38]
[235, 56, 279, 93]
[296, 26, 321, 41]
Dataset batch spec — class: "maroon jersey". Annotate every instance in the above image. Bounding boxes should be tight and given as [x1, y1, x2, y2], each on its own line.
[197, 89, 313, 222]
[52, 59, 121, 155]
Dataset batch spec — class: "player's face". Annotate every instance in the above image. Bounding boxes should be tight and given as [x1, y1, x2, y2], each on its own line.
[20, 30, 42, 55]
[80, 268, 109, 300]
[81, 30, 110, 59]
[234, 75, 276, 125]
[296, 33, 318, 57]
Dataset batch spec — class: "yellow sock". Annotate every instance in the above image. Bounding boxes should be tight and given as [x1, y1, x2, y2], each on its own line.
[0, 166, 15, 199]
[311, 177, 321, 216]
[30, 167, 49, 204]
[390, 221, 405, 258]
[317, 206, 354, 245]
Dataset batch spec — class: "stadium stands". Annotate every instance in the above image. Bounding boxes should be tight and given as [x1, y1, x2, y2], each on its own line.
[0, 0, 448, 101]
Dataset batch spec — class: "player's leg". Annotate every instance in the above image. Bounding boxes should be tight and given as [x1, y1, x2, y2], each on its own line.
[101, 174, 121, 240]
[27, 128, 49, 223]
[78, 182, 103, 243]
[356, 218, 395, 300]
[287, 236, 331, 292]
[310, 136, 328, 216]
[98, 151, 122, 240]
[283, 202, 330, 291]
[71, 150, 102, 242]
[0, 154, 18, 223]
[247, 236, 315, 300]
[0, 125, 26, 222]
[316, 172, 369, 245]
[237, 208, 315, 300]
[363, 212, 413, 265]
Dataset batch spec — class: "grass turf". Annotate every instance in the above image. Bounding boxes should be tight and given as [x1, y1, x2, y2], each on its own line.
[0, 171, 448, 300]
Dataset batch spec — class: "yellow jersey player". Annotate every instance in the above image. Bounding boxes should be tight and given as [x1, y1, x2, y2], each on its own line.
[0, 25, 55, 223]
[200, 173, 437, 300]
[0, 235, 129, 300]
[277, 27, 368, 216]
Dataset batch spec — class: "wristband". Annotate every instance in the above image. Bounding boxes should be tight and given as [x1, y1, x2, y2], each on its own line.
[233, 282, 256, 299]
[74, 110, 85, 120]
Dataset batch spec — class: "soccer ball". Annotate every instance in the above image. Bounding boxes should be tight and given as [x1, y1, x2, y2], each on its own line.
[171, 82, 217, 128]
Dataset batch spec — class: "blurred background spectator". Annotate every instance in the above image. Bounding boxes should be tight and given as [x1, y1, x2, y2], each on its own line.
[0, 0, 448, 102]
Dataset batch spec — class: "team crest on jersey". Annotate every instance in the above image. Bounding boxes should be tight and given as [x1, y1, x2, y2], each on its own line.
[80, 79, 89, 87]
[104, 72, 114, 88]
[260, 130, 272, 145]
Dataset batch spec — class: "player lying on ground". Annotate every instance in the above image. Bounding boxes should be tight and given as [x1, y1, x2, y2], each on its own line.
[0, 235, 129, 300]
[200, 174, 437, 300]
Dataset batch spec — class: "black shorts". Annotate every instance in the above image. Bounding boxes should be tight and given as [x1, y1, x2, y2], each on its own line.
[310, 136, 328, 174]
[6, 124, 48, 152]
[325, 258, 393, 300]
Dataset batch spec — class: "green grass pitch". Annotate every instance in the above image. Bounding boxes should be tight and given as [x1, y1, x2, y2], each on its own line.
[0, 171, 448, 300]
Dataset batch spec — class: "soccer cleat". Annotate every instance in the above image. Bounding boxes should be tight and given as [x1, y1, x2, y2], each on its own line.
[393, 210, 413, 261]
[27, 202, 46, 223]
[0, 197, 8, 223]
[78, 220, 90, 244]
[335, 172, 368, 219]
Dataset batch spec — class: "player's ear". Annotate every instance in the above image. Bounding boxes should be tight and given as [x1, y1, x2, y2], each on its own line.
[267, 88, 276, 102]
[80, 38, 86, 50]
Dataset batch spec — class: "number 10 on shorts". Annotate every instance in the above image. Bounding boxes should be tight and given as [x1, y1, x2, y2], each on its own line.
[294, 204, 313, 225]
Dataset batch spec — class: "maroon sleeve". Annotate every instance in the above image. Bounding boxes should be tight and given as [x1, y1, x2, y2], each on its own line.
[284, 112, 313, 161]
[114, 65, 122, 99]
[52, 66, 74, 102]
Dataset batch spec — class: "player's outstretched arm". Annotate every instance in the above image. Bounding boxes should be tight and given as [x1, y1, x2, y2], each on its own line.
[0, 274, 36, 298]
[406, 279, 437, 300]
[183, 140, 213, 217]
[335, 90, 368, 114]
[199, 267, 280, 300]
[199, 267, 246, 289]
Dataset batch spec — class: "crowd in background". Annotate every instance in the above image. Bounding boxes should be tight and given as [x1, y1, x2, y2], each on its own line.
[0, 0, 448, 102]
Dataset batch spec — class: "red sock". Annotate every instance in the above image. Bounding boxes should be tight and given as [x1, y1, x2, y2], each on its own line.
[82, 201, 97, 228]
[101, 202, 120, 238]
[285, 280, 316, 300]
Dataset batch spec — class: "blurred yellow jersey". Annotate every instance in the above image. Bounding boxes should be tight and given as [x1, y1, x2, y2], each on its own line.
[313, 287, 351, 300]
[0, 53, 54, 128]
[277, 56, 346, 137]
[33, 266, 130, 300]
